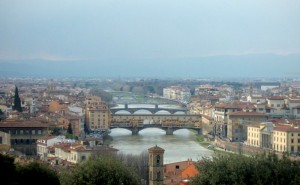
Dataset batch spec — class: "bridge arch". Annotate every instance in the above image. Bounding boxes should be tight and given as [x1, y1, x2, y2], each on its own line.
[154, 110, 171, 115]
[173, 111, 186, 115]
[109, 128, 133, 135]
[114, 110, 131, 115]
[133, 109, 152, 114]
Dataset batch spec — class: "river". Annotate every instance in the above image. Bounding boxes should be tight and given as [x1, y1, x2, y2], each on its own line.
[109, 128, 213, 164]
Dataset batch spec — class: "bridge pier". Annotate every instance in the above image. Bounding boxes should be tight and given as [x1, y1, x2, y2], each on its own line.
[132, 127, 139, 135]
[166, 127, 173, 135]
[196, 128, 202, 135]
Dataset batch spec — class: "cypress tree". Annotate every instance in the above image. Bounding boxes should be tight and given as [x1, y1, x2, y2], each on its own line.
[67, 123, 73, 135]
[13, 86, 22, 112]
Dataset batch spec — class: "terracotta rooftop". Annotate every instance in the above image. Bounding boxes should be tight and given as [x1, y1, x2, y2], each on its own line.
[288, 99, 300, 103]
[0, 120, 50, 128]
[273, 125, 300, 132]
[228, 111, 267, 117]
[268, 96, 285, 100]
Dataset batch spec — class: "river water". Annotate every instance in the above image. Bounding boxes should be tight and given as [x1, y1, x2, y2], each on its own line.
[109, 128, 213, 164]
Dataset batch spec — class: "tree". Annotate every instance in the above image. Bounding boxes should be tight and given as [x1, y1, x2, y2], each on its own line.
[13, 86, 22, 112]
[67, 123, 73, 135]
[90, 89, 113, 102]
[16, 161, 60, 185]
[0, 109, 5, 121]
[83, 122, 90, 135]
[60, 156, 140, 185]
[0, 154, 16, 185]
[50, 127, 62, 136]
[191, 153, 300, 185]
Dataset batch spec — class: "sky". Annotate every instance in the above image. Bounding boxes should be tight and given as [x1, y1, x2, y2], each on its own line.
[0, 0, 300, 79]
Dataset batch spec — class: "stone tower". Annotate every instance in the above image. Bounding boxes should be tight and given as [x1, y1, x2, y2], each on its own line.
[148, 145, 164, 185]
[47, 79, 56, 92]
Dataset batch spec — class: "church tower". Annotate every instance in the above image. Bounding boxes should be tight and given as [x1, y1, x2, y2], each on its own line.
[47, 79, 56, 92]
[148, 145, 164, 185]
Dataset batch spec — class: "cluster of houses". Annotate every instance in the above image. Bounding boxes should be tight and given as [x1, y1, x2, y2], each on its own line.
[190, 82, 300, 155]
[0, 79, 112, 157]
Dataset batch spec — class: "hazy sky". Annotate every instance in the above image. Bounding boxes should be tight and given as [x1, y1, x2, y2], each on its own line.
[0, 0, 300, 78]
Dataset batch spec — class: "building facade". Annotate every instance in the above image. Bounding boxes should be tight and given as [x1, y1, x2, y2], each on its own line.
[85, 96, 110, 131]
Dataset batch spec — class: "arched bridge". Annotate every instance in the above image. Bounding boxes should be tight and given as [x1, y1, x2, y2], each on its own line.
[110, 103, 188, 115]
[110, 114, 202, 135]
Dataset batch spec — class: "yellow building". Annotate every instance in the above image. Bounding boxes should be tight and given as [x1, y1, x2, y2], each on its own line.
[85, 96, 110, 131]
[247, 124, 261, 147]
[247, 122, 273, 148]
[273, 124, 300, 154]
[247, 122, 300, 154]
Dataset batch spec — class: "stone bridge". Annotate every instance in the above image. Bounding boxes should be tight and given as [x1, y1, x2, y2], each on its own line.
[110, 103, 188, 115]
[110, 114, 202, 135]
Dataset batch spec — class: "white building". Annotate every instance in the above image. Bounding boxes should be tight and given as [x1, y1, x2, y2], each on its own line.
[163, 86, 191, 103]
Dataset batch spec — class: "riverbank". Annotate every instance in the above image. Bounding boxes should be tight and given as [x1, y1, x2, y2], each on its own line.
[196, 135, 233, 156]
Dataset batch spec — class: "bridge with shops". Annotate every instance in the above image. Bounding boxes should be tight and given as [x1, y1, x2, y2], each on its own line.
[110, 103, 188, 115]
[110, 114, 202, 135]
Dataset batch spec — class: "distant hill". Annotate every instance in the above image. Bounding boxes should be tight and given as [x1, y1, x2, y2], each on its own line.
[0, 54, 299, 79]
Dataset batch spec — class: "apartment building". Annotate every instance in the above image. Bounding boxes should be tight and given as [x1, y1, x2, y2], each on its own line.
[37, 135, 65, 160]
[163, 86, 191, 103]
[266, 96, 286, 117]
[58, 115, 82, 137]
[37, 136, 117, 164]
[85, 96, 110, 131]
[247, 122, 300, 154]
[273, 124, 300, 154]
[48, 100, 69, 113]
[213, 103, 240, 137]
[247, 96, 266, 104]
[247, 122, 273, 148]
[0, 120, 50, 155]
[227, 111, 268, 142]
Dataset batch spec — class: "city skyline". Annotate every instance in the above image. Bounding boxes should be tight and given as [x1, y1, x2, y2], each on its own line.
[0, 0, 300, 78]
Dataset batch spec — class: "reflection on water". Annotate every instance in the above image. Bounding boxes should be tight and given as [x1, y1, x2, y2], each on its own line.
[109, 128, 213, 164]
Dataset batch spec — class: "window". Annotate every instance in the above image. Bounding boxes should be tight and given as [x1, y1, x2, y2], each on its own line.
[0, 137, 2, 144]
[81, 156, 86, 160]
[157, 171, 161, 180]
[32, 130, 35, 135]
[271, 104, 274, 107]
[298, 139, 300, 143]
[277, 104, 280, 107]
[291, 139, 294, 143]
[176, 165, 180, 169]
[292, 133, 294, 137]
[291, 146, 294, 152]
[156, 155, 160, 165]
[38, 130, 41, 135]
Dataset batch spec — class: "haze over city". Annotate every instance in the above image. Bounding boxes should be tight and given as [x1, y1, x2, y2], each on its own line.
[1, 0, 300, 78]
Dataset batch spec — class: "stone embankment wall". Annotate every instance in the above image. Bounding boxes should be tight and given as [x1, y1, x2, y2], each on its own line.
[214, 137, 282, 157]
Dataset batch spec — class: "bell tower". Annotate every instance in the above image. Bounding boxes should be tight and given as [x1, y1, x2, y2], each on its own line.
[148, 145, 164, 185]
